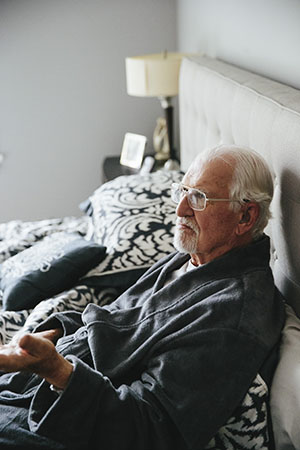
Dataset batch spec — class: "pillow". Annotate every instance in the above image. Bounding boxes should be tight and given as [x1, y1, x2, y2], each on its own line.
[270, 304, 300, 449]
[80, 170, 183, 274]
[0, 232, 107, 311]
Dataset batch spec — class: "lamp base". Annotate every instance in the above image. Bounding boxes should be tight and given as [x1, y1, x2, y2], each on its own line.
[159, 97, 177, 161]
[153, 116, 170, 162]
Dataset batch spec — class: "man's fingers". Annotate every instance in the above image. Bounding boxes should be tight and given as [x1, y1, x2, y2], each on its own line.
[42, 328, 63, 343]
[0, 331, 71, 386]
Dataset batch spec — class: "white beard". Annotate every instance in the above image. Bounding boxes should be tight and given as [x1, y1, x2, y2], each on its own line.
[173, 217, 200, 254]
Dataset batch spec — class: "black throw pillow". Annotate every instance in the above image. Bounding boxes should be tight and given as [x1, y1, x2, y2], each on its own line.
[0, 232, 107, 311]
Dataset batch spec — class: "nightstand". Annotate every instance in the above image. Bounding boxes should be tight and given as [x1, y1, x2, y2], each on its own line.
[102, 155, 166, 182]
[102, 156, 138, 182]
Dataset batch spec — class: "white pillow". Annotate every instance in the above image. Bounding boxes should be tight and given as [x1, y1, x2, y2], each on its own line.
[270, 304, 300, 450]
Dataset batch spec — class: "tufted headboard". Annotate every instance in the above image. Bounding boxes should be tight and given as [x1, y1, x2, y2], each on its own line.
[179, 55, 300, 318]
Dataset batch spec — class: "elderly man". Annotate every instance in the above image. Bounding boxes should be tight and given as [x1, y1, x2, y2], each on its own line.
[0, 145, 285, 450]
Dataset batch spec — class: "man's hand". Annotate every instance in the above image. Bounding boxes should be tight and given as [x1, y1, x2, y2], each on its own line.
[0, 329, 74, 390]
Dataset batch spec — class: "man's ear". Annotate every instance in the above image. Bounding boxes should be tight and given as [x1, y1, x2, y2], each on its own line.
[235, 203, 259, 236]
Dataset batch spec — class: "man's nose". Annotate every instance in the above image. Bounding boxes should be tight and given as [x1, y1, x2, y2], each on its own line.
[176, 195, 194, 217]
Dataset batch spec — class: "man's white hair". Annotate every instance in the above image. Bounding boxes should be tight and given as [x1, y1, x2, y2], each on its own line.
[195, 144, 274, 239]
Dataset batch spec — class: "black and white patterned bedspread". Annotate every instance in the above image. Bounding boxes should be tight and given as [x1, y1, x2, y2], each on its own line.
[0, 171, 181, 344]
[0, 216, 117, 344]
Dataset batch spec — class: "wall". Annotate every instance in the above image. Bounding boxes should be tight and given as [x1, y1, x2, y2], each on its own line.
[177, 0, 300, 90]
[0, 0, 177, 221]
[3, 0, 298, 222]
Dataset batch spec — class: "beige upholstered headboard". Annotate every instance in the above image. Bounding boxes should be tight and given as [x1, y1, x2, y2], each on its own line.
[179, 55, 300, 317]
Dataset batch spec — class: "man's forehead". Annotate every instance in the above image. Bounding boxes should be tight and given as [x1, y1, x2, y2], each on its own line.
[183, 157, 234, 189]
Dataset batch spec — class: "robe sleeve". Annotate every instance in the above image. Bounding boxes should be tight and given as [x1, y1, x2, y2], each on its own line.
[34, 310, 84, 337]
[27, 328, 268, 450]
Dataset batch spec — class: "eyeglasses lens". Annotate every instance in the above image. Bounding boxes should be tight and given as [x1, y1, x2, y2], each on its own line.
[171, 184, 180, 203]
[171, 184, 206, 211]
[189, 189, 205, 210]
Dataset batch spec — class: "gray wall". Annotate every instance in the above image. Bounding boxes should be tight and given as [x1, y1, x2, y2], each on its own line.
[177, 0, 300, 89]
[1, 0, 300, 222]
[0, 0, 177, 221]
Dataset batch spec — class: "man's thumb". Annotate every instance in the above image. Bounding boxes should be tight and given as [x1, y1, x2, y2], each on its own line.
[18, 334, 48, 357]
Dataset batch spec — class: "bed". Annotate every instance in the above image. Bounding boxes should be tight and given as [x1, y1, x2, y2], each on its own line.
[1, 54, 300, 449]
[178, 55, 300, 450]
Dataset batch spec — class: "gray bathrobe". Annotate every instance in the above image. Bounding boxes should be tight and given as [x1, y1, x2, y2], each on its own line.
[0, 235, 285, 450]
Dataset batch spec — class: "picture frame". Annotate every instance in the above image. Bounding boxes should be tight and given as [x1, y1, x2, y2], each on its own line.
[120, 132, 147, 169]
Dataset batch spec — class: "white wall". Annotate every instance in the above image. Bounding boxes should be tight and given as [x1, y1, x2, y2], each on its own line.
[177, 0, 300, 90]
[0, 0, 177, 221]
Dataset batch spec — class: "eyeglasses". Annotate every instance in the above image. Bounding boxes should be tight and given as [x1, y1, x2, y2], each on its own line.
[171, 183, 240, 211]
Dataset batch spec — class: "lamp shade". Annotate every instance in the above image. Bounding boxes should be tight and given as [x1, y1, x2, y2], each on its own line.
[125, 52, 186, 98]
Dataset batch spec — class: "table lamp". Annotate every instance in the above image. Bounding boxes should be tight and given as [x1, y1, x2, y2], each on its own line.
[125, 51, 186, 167]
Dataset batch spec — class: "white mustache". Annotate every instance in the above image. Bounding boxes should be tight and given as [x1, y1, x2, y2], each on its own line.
[176, 217, 199, 234]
